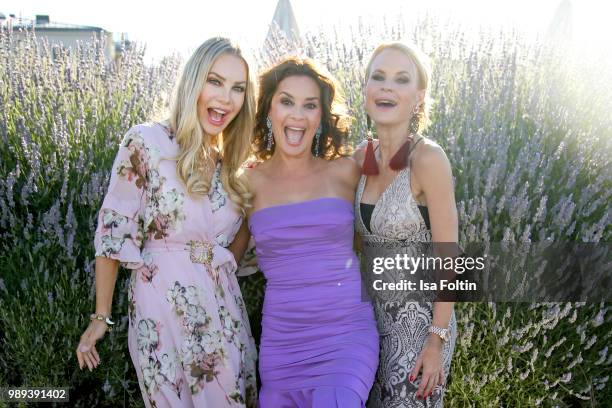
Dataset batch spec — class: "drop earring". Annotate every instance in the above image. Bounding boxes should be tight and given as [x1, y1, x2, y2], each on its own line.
[266, 117, 274, 150]
[409, 104, 421, 136]
[314, 125, 322, 156]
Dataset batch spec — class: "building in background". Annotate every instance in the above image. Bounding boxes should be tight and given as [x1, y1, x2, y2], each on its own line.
[2, 14, 122, 62]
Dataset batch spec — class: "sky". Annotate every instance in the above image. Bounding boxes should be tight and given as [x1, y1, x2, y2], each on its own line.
[2, 0, 610, 62]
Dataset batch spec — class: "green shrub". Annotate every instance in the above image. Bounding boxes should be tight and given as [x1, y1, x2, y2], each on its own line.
[1, 19, 610, 407]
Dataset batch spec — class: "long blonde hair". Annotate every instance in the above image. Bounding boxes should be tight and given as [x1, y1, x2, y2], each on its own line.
[365, 42, 433, 133]
[169, 37, 254, 211]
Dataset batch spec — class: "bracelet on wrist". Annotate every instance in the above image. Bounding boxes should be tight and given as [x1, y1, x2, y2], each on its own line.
[90, 313, 115, 331]
[428, 325, 449, 342]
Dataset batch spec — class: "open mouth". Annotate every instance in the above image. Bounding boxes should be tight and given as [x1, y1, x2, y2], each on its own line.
[284, 126, 305, 146]
[208, 108, 228, 126]
[375, 98, 397, 108]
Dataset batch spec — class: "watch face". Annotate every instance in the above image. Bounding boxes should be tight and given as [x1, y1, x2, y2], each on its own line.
[430, 327, 448, 341]
[441, 331, 448, 341]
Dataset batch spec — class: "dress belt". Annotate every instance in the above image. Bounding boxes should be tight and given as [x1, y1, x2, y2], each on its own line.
[143, 240, 236, 270]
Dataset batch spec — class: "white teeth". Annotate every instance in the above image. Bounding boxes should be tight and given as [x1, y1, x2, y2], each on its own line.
[209, 108, 225, 122]
[285, 126, 305, 144]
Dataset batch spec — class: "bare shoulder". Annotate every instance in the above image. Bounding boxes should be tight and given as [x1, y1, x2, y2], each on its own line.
[329, 156, 361, 185]
[243, 161, 268, 189]
[412, 136, 452, 177]
[331, 155, 361, 174]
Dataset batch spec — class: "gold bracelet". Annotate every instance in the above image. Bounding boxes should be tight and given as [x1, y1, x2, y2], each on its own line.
[90, 313, 115, 332]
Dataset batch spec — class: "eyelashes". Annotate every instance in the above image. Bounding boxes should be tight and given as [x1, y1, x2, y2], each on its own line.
[207, 77, 245, 92]
[370, 74, 410, 84]
[280, 98, 318, 109]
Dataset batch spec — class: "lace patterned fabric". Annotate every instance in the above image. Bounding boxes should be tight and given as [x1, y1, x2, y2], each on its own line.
[356, 167, 457, 408]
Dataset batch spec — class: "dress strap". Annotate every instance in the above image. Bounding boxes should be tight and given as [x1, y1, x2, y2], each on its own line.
[406, 136, 423, 170]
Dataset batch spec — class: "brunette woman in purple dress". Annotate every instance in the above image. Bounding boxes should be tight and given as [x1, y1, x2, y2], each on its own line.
[233, 57, 379, 407]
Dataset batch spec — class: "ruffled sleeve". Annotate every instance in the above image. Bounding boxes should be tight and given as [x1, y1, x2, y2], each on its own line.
[94, 127, 149, 269]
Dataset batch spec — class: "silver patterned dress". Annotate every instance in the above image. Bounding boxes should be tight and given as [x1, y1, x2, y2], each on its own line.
[355, 164, 457, 408]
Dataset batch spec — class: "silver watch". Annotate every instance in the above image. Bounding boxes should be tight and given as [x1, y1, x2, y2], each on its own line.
[428, 325, 449, 342]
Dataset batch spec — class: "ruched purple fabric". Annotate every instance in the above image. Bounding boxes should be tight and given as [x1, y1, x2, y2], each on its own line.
[248, 197, 379, 408]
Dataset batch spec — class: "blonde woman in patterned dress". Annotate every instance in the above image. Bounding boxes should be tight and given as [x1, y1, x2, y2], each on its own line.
[75, 37, 258, 407]
[354, 42, 458, 407]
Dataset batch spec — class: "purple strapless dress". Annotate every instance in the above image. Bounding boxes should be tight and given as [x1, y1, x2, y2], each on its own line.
[248, 198, 379, 408]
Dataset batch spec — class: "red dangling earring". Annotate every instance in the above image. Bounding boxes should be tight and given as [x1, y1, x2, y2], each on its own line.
[362, 134, 379, 175]
[389, 103, 420, 171]
[388, 138, 412, 171]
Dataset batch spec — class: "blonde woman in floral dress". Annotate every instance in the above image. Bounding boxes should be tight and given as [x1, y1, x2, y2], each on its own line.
[75, 37, 258, 407]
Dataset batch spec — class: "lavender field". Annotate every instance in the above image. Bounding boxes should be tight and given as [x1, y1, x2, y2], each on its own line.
[0, 19, 610, 407]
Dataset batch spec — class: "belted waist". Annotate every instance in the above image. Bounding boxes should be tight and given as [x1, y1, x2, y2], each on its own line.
[143, 240, 237, 271]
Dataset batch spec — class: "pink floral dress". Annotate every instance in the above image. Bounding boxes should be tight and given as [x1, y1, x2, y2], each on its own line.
[94, 122, 257, 407]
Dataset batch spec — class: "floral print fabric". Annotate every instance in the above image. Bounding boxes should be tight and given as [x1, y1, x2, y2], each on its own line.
[94, 122, 257, 407]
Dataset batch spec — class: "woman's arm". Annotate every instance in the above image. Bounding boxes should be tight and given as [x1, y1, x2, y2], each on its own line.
[230, 166, 257, 264]
[333, 156, 362, 197]
[419, 149, 458, 242]
[76, 257, 119, 371]
[228, 220, 251, 264]
[413, 142, 458, 317]
[94, 257, 120, 317]
[77, 126, 150, 371]
[351, 140, 369, 251]
[409, 142, 458, 398]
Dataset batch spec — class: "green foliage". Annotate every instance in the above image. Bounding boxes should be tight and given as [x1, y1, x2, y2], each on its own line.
[1, 20, 610, 407]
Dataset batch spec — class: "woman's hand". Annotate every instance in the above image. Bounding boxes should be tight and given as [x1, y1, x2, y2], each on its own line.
[409, 333, 445, 399]
[76, 320, 108, 371]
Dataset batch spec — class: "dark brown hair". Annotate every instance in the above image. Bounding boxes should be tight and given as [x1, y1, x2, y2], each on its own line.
[253, 57, 352, 160]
